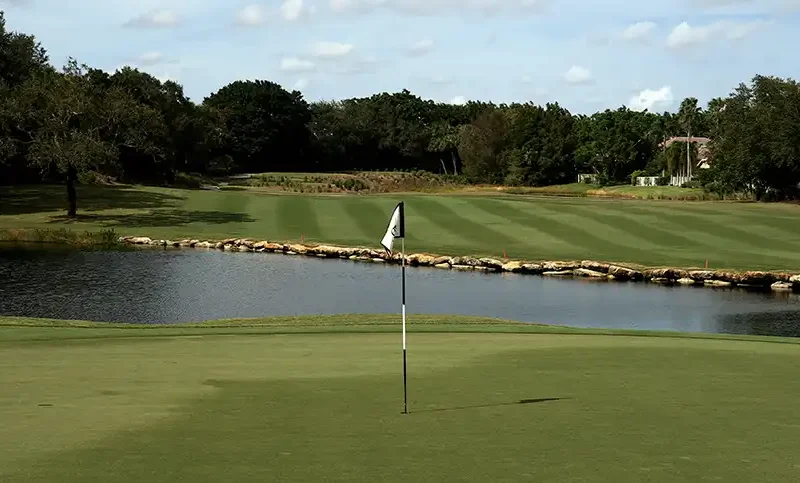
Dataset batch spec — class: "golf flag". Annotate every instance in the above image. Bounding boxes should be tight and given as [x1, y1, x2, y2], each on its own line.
[381, 202, 404, 255]
[381, 202, 408, 414]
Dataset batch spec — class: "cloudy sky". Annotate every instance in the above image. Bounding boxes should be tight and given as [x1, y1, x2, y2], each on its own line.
[1, 0, 798, 113]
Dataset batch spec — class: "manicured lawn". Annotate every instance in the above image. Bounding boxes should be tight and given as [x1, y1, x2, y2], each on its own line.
[1, 315, 799, 482]
[2, 184, 800, 270]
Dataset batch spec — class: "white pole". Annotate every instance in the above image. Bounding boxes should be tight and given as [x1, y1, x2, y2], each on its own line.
[401, 236, 407, 414]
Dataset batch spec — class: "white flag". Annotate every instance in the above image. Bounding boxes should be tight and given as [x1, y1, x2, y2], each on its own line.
[380, 202, 405, 255]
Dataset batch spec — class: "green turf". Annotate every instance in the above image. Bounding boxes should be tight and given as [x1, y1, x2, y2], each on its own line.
[2, 184, 800, 270]
[1, 315, 799, 482]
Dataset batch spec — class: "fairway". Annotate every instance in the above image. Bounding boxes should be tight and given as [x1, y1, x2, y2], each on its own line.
[2, 185, 800, 270]
[1, 316, 799, 482]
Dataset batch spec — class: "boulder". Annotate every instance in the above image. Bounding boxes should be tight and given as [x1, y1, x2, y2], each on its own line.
[543, 261, 578, 271]
[214, 242, 224, 250]
[178, 239, 194, 247]
[432, 256, 451, 266]
[735, 271, 778, 286]
[408, 254, 438, 266]
[452, 265, 475, 271]
[688, 270, 716, 282]
[238, 239, 255, 249]
[520, 263, 544, 274]
[253, 241, 267, 249]
[705, 280, 732, 288]
[676, 278, 695, 285]
[772, 281, 794, 292]
[608, 265, 643, 281]
[434, 263, 451, 269]
[195, 241, 214, 249]
[171, 241, 181, 247]
[287, 244, 308, 255]
[479, 258, 504, 269]
[790, 275, 800, 284]
[575, 268, 606, 278]
[223, 244, 234, 251]
[501, 261, 524, 273]
[543, 270, 573, 276]
[645, 268, 688, 280]
[238, 246, 252, 252]
[130, 237, 152, 245]
[263, 242, 284, 252]
[650, 277, 670, 284]
[349, 255, 359, 261]
[580, 261, 610, 273]
[221, 238, 238, 245]
[473, 266, 496, 272]
[371, 258, 386, 263]
[450, 257, 481, 267]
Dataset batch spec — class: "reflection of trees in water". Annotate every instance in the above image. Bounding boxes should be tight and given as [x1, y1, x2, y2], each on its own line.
[715, 310, 800, 337]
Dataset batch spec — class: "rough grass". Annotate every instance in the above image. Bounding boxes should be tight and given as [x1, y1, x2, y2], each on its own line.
[2, 184, 800, 270]
[1, 315, 799, 483]
[502, 183, 721, 200]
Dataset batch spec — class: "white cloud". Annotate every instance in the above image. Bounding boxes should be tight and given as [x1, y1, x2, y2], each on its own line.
[237, 5, 267, 26]
[310, 41, 354, 58]
[408, 39, 434, 56]
[294, 78, 310, 90]
[667, 19, 771, 48]
[621, 21, 657, 41]
[450, 95, 466, 105]
[280, 57, 315, 72]
[124, 9, 178, 28]
[281, 0, 315, 20]
[628, 86, 674, 111]
[329, 0, 546, 14]
[564, 65, 592, 85]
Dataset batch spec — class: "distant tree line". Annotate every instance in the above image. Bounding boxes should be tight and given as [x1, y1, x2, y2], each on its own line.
[2, 11, 800, 204]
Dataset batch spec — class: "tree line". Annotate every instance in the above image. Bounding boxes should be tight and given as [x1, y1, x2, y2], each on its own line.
[2, 11, 800, 204]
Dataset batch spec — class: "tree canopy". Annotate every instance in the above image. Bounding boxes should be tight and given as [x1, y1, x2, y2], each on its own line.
[2, 11, 800, 200]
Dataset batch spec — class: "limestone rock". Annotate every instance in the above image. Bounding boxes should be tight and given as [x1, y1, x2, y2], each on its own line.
[408, 254, 438, 266]
[608, 265, 643, 281]
[434, 263, 451, 269]
[645, 268, 688, 280]
[253, 241, 267, 249]
[501, 261, 524, 273]
[705, 280, 732, 287]
[520, 263, 544, 274]
[130, 237, 152, 245]
[452, 265, 475, 271]
[650, 277, 669, 284]
[772, 281, 794, 292]
[238, 246, 252, 252]
[543, 270, 573, 276]
[264, 243, 284, 252]
[221, 238, 238, 245]
[223, 244, 234, 251]
[287, 244, 308, 255]
[688, 270, 716, 282]
[195, 241, 214, 249]
[432, 256, 451, 266]
[790, 275, 800, 284]
[676, 278, 695, 285]
[580, 261, 610, 273]
[371, 258, 386, 263]
[575, 268, 606, 278]
[479, 258, 504, 269]
[543, 261, 578, 271]
[735, 271, 778, 286]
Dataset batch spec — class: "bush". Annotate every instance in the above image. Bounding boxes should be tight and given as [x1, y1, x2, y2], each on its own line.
[629, 170, 644, 186]
[596, 171, 610, 187]
[174, 172, 207, 189]
[657, 176, 670, 186]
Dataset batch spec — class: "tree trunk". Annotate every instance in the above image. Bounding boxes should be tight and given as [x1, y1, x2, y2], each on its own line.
[67, 164, 77, 218]
[450, 150, 458, 175]
[440, 158, 448, 175]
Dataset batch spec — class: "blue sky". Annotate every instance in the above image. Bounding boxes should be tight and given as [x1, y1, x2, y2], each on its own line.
[2, 0, 798, 113]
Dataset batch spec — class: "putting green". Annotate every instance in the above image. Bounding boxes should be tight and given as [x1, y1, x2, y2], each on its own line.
[1, 316, 799, 482]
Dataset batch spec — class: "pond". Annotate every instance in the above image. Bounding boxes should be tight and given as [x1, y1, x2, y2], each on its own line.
[2, 247, 800, 337]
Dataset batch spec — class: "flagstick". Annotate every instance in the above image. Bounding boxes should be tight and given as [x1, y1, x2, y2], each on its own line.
[401, 237, 408, 415]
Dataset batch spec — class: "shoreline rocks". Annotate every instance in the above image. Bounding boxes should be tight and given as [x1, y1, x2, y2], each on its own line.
[117, 235, 800, 293]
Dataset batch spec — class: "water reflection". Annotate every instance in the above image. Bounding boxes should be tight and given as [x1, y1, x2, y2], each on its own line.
[1, 246, 799, 337]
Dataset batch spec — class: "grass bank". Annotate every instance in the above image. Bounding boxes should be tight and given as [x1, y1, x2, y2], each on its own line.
[502, 183, 723, 200]
[2, 184, 800, 270]
[1, 315, 799, 483]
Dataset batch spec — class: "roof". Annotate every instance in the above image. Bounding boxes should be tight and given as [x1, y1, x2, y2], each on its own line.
[661, 136, 711, 148]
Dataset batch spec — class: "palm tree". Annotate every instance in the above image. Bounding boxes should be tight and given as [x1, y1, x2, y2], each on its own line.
[678, 97, 701, 179]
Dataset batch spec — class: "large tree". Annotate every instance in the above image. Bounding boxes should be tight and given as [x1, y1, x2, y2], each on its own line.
[204, 80, 311, 173]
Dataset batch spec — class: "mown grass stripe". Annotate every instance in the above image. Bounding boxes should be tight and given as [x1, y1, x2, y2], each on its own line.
[276, 195, 321, 240]
[339, 197, 394, 240]
[411, 197, 519, 254]
[469, 198, 660, 263]
[619, 204, 797, 254]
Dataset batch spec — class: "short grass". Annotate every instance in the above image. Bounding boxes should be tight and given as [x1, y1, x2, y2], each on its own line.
[2, 184, 800, 270]
[1, 315, 799, 483]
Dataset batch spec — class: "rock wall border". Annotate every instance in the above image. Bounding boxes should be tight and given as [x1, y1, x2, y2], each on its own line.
[119, 236, 800, 293]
